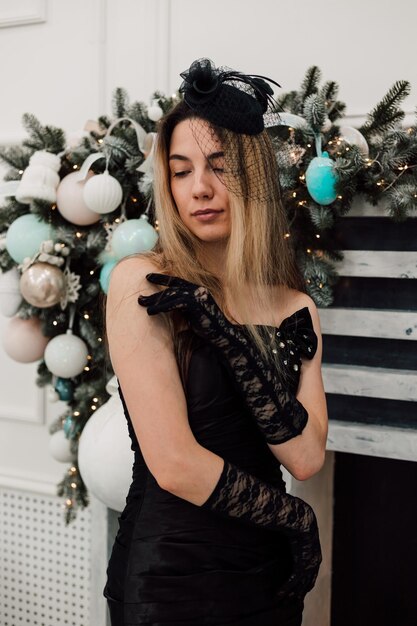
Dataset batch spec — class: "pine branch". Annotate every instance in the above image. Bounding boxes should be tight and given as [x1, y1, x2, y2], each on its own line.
[320, 80, 339, 104]
[300, 66, 322, 101]
[359, 80, 411, 137]
[112, 87, 129, 118]
[303, 93, 326, 132]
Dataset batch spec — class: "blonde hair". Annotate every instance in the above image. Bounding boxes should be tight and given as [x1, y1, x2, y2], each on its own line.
[133, 100, 307, 385]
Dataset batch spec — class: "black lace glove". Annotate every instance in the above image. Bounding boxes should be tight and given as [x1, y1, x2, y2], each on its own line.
[138, 273, 317, 444]
[202, 458, 322, 601]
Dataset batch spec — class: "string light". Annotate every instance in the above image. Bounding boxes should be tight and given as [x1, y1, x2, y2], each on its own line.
[97, 337, 102, 342]
[292, 191, 297, 198]
[53, 320, 58, 326]
[84, 366, 90, 371]
[93, 397, 98, 403]
[71, 482, 77, 489]
[73, 411, 80, 417]
[18, 169, 23, 174]
[72, 164, 78, 170]
[90, 270, 95, 275]
[284, 233, 290, 239]
[84, 313, 90, 320]
[87, 354, 92, 360]
[98, 138, 104, 144]
[91, 404, 97, 410]
[75, 232, 82, 238]
[316, 234, 321, 238]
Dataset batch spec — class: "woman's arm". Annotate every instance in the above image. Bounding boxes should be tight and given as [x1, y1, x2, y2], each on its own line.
[266, 295, 328, 481]
[106, 255, 224, 492]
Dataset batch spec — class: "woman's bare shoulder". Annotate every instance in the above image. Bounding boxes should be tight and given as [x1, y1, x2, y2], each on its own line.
[109, 253, 162, 291]
[276, 285, 318, 321]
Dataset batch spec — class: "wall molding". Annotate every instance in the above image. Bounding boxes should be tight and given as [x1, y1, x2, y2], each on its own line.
[0, 466, 58, 494]
[0, 386, 46, 423]
[0, 0, 47, 29]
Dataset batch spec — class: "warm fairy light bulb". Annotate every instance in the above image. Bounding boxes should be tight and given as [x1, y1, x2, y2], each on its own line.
[87, 354, 92, 360]
[84, 366, 90, 371]
[74, 411, 80, 416]
[284, 233, 290, 238]
[316, 234, 320, 238]
[307, 143, 311, 148]
[97, 337, 102, 342]
[53, 321, 58, 326]
[76, 232, 82, 237]
[299, 174, 305, 181]
[337, 195, 343, 200]
[51, 204, 57, 210]
[319, 283, 323, 288]
[91, 404, 97, 410]
[292, 192, 297, 198]
[98, 138, 104, 144]
[306, 248, 311, 253]
[93, 397, 98, 402]
[90, 270, 94, 275]
[71, 482, 77, 488]
[19, 169, 24, 174]
[84, 313, 89, 319]
[70, 466, 76, 472]
[73, 164, 78, 170]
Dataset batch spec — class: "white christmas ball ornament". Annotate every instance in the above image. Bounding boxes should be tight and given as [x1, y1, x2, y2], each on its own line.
[78, 393, 134, 511]
[83, 170, 123, 214]
[147, 101, 163, 122]
[44, 329, 89, 378]
[49, 430, 75, 463]
[56, 170, 100, 226]
[16, 150, 61, 204]
[0, 267, 22, 317]
[2, 316, 50, 362]
[339, 126, 369, 157]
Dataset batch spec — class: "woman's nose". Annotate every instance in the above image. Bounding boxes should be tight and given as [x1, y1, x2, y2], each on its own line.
[192, 169, 214, 199]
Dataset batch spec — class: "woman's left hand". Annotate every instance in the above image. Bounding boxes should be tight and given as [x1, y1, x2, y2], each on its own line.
[137, 272, 245, 351]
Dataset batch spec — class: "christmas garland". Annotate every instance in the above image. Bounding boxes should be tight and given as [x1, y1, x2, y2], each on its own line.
[0, 67, 415, 524]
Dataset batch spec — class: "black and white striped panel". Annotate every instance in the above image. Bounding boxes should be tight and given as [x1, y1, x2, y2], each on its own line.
[319, 196, 417, 430]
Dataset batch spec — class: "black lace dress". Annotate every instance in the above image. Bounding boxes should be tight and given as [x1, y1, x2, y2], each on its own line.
[103, 307, 318, 625]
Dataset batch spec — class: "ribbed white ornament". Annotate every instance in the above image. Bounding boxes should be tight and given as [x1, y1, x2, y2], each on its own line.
[82, 170, 123, 214]
[15, 150, 61, 204]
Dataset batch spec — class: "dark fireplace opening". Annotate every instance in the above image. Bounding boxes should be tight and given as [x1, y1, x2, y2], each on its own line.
[331, 451, 417, 626]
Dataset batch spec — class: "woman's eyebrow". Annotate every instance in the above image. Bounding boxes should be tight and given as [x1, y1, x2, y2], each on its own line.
[169, 154, 190, 161]
[207, 151, 224, 160]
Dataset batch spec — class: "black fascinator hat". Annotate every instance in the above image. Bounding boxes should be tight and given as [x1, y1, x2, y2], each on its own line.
[179, 58, 280, 135]
[175, 58, 282, 201]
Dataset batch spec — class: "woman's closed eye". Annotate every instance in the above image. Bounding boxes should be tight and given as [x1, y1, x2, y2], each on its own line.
[171, 170, 191, 178]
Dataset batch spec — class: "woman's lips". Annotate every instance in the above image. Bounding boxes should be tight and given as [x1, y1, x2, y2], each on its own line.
[192, 210, 224, 221]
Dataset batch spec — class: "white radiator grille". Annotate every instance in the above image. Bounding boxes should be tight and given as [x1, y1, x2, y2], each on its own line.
[0, 486, 91, 626]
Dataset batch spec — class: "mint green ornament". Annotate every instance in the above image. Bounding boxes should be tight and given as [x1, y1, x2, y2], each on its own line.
[99, 260, 118, 294]
[6, 214, 53, 263]
[305, 151, 338, 205]
[111, 215, 158, 260]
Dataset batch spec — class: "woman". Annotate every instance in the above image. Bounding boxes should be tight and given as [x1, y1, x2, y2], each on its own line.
[103, 58, 328, 625]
